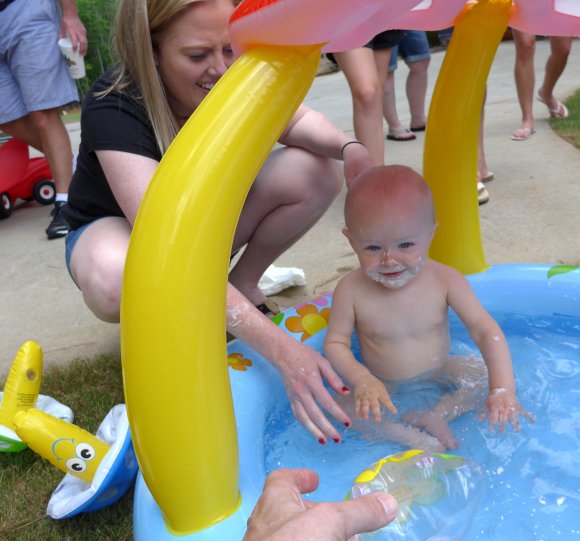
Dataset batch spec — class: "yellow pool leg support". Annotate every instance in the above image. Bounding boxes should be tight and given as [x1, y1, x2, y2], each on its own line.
[423, 0, 511, 274]
[121, 45, 321, 534]
[0, 341, 42, 429]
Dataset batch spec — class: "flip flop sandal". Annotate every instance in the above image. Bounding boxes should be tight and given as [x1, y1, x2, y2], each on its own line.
[511, 128, 535, 141]
[386, 128, 416, 142]
[410, 125, 426, 132]
[477, 181, 489, 205]
[537, 94, 569, 119]
[479, 171, 494, 183]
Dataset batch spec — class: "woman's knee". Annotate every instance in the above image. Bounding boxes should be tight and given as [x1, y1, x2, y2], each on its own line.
[550, 36, 572, 58]
[70, 221, 129, 323]
[77, 260, 123, 323]
[302, 155, 342, 203]
[352, 82, 382, 110]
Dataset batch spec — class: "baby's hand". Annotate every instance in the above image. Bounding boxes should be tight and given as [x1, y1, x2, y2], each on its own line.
[354, 374, 397, 422]
[485, 387, 535, 433]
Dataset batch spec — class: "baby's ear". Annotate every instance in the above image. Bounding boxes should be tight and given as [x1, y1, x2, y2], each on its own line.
[429, 221, 438, 242]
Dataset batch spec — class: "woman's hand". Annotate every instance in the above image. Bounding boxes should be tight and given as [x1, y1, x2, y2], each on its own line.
[227, 285, 351, 443]
[274, 338, 353, 444]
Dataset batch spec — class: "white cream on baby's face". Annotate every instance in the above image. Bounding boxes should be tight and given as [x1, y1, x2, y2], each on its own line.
[348, 199, 434, 290]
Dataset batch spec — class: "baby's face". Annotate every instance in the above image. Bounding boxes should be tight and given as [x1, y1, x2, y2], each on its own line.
[347, 203, 434, 289]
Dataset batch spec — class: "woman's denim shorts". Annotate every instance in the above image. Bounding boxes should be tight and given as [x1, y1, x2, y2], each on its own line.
[64, 221, 94, 284]
[389, 30, 431, 72]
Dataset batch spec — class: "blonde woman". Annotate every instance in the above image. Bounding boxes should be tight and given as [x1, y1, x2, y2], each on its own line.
[62, 0, 373, 443]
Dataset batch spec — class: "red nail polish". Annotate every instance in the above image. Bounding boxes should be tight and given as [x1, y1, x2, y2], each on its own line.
[344, 422, 351, 428]
[342, 386, 350, 393]
[333, 438, 340, 443]
[318, 438, 327, 445]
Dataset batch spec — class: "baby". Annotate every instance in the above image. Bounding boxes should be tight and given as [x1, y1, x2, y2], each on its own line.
[324, 165, 533, 451]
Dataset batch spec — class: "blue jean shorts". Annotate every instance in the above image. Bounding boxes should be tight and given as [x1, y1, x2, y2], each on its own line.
[65, 221, 94, 286]
[389, 30, 431, 72]
[0, 0, 78, 123]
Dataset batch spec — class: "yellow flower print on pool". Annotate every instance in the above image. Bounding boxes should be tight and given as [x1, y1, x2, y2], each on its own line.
[227, 353, 253, 371]
[284, 300, 331, 342]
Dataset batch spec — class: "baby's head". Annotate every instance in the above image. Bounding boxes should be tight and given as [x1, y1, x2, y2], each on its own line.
[344, 165, 436, 289]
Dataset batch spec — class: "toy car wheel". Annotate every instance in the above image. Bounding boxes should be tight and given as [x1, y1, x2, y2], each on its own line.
[0, 192, 13, 219]
[33, 180, 56, 205]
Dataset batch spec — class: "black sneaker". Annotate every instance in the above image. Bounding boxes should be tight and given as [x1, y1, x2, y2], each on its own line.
[46, 201, 71, 240]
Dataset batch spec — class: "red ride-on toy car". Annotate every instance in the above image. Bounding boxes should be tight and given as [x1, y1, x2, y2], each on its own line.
[0, 137, 55, 219]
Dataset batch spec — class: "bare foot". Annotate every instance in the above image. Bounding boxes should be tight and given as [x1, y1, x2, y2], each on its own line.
[405, 411, 459, 450]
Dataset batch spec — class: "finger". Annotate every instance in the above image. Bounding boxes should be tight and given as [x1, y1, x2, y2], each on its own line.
[292, 394, 341, 443]
[309, 376, 352, 426]
[291, 401, 327, 444]
[496, 410, 506, 434]
[265, 468, 320, 496]
[379, 395, 398, 415]
[371, 400, 382, 423]
[360, 400, 370, 421]
[333, 493, 398, 538]
[319, 359, 350, 396]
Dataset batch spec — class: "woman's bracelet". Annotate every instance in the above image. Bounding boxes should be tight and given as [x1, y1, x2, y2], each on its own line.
[341, 140, 363, 156]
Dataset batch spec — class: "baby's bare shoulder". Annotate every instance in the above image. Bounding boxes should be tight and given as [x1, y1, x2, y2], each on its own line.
[428, 260, 469, 286]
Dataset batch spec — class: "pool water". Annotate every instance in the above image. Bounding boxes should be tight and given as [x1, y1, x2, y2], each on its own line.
[263, 311, 580, 540]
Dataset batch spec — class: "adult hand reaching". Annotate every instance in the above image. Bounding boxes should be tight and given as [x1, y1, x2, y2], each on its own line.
[275, 338, 353, 444]
[243, 469, 398, 541]
[227, 285, 352, 444]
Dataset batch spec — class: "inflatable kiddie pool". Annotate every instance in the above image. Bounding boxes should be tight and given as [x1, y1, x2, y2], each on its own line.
[120, 0, 580, 539]
[133, 263, 580, 540]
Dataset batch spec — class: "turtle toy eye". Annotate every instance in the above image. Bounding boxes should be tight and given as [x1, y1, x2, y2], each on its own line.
[76, 442, 97, 461]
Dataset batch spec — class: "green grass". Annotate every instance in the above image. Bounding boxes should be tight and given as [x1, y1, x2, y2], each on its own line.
[61, 106, 81, 124]
[0, 354, 133, 541]
[550, 88, 580, 149]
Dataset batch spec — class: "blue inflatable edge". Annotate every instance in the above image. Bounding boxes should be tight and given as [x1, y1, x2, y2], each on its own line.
[133, 263, 580, 540]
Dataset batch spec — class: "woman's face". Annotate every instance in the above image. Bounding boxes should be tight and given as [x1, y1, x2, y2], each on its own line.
[154, 0, 235, 124]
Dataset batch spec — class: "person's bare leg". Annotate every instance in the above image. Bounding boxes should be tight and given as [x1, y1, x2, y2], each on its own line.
[336, 390, 446, 451]
[375, 46, 415, 144]
[406, 58, 429, 130]
[477, 87, 491, 180]
[0, 115, 44, 152]
[537, 36, 572, 115]
[229, 147, 341, 306]
[334, 48, 385, 164]
[408, 357, 487, 449]
[382, 71, 404, 133]
[28, 108, 73, 194]
[69, 217, 131, 323]
[512, 30, 536, 137]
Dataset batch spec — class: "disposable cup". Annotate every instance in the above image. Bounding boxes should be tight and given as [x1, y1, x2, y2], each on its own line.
[58, 38, 86, 79]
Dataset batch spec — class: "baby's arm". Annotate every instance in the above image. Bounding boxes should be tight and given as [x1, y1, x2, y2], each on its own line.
[324, 277, 397, 422]
[444, 267, 534, 431]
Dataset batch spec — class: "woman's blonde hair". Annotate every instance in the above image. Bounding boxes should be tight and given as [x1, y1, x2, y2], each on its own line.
[106, 0, 202, 154]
